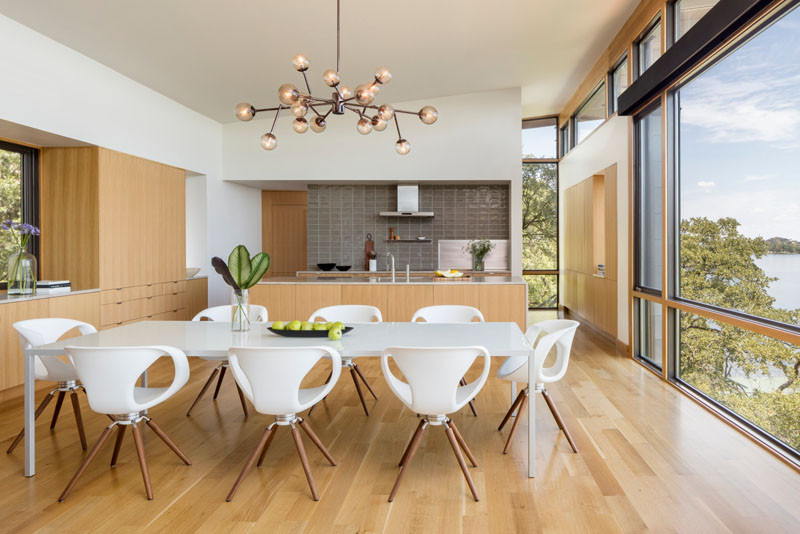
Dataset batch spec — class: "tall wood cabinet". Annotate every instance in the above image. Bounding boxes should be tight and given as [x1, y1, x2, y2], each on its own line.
[40, 147, 188, 328]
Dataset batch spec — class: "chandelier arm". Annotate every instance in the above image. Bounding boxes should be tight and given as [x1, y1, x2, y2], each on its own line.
[337, 0, 341, 73]
[254, 106, 283, 113]
[393, 114, 403, 139]
[308, 104, 325, 118]
[322, 109, 333, 121]
[269, 106, 284, 134]
[345, 106, 364, 118]
[344, 104, 367, 116]
[301, 71, 313, 96]
[394, 109, 419, 115]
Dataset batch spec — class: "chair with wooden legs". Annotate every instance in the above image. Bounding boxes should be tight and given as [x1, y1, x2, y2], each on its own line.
[7, 319, 97, 455]
[381, 345, 491, 502]
[224, 346, 341, 502]
[185, 304, 268, 417]
[410, 305, 486, 417]
[306, 305, 381, 416]
[58, 345, 192, 502]
[497, 319, 580, 454]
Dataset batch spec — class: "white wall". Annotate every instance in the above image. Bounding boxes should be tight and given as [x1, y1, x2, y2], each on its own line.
[559, 115, 630, 342]
[0, 14, 262, 305]
[185, 174, 208, 275]
[223, 88, 524, 274]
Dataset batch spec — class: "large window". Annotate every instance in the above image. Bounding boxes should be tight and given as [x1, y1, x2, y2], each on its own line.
[609, 55, 629, 115]
[573, 82, 606, 144]
[522, 118, 559, 309]
[635, 103, 662, 292]
[635, 298, 663, 369]
[674, 0, 720, 41]
[0, 141, 39, 288]
[559, 124, 570, 157]
[636, 18, 662, 77]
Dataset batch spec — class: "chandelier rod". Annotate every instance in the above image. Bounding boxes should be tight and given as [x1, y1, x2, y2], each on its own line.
[269, 106, 284, 133]
[394, 115, 402, 139]
[337, 0, 341, 73]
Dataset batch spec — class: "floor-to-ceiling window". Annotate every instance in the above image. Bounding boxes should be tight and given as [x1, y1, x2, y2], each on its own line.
[522, 117, 559, 308]
[0, 141, 39, 288]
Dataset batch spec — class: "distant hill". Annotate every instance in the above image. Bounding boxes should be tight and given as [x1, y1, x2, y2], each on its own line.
[765, 237, 800, 254]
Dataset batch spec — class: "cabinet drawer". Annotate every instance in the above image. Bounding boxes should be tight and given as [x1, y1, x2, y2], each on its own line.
[121, 285, 149, 301]
[101, 289, 121, 305]
[101, 299, 149, 326]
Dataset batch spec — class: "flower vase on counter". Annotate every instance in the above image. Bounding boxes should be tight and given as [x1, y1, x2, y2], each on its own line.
[2, 220, 40, 295]
[464, 238, 495, 274]
[231, 289, 250, 332]
[472, 254, 485, 272]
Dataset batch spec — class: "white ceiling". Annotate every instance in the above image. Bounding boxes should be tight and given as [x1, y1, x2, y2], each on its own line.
[0, 0, 639, 123]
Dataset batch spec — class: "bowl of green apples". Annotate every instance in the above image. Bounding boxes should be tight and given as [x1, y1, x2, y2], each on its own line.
[268, 320, 352, 340]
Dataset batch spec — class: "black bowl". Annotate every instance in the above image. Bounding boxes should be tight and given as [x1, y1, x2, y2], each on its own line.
[336, 265, 352, 271]
[317, 263, 336, 271]
[269, 326, 354, 337]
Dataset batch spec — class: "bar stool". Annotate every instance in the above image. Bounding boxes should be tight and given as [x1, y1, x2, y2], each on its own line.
[185, 304, 268, 417]
[411, 305, 485, 416]
[381, 345, 490, 502]
[58, 345, 191, 501]
[7, 319, 97, 454]
[307, 305, 381, 416]
[497, 320, 580, 454]
[225, 346, 341, 502]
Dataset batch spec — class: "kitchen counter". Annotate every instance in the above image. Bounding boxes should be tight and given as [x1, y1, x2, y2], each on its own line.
[0, 288, 100, 306]
[259, 275, 526, 285]
[297, 269, 511, 276]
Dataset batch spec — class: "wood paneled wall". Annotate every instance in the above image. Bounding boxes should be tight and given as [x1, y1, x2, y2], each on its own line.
[186, 277, 208, 320]
[262, 190, 307, 277]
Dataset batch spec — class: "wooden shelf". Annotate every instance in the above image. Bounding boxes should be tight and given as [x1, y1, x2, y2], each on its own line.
[384, 239, 432, 243]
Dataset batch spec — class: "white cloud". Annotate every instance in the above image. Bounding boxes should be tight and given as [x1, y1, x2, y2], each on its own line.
[697, 181, 716, 189]
[742, 174, 771, 182]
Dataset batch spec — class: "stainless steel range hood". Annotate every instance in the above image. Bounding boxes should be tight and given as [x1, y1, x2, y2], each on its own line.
[379, 184, 434, 217]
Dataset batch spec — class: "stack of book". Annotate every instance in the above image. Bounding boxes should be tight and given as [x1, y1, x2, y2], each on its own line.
[37, 280, 71, 295]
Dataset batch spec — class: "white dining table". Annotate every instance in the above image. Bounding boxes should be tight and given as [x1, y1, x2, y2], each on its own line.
[22, 320, 536, 478]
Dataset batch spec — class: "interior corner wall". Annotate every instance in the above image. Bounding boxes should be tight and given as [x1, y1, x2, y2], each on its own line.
[558, 115, 630, 342]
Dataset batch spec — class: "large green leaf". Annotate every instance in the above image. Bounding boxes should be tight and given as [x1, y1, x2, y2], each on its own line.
[243, 252, 271, 289]
[228, 245, 252, 288]
[211, 256, 240, 294]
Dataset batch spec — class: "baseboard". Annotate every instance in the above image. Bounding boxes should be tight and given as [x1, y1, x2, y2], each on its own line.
[616, 339, 630, 358]
[563, 306, 624, 352]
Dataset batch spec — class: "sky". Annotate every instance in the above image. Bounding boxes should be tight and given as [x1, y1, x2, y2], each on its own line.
[679, 5, 800, 241]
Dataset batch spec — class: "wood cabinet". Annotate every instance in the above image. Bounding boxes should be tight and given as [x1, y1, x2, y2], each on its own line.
[186, 277, 208, 320]
[262, 191, 307, 277]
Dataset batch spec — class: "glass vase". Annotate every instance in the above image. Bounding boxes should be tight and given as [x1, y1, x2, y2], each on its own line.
[231, 289, 250, 332]
[472, 255, 485, 272]
[8, 251, 37, 295]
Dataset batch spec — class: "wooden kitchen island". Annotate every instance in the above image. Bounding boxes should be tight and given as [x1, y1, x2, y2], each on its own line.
[252, 276, 528, 330]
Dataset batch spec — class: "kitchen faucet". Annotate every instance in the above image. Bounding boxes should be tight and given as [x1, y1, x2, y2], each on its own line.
[386, 252, 395, 282]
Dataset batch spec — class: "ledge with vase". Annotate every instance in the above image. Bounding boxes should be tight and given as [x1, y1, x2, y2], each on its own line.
[2, 220, 39, 295]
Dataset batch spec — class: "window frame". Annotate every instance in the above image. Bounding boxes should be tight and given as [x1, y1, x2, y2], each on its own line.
[559, 123, 570, 157]
[634, 15, 663, 80]
[608, 53, 629, 115]
[571, 80, 606, 146]
[0, 140, 40, 290]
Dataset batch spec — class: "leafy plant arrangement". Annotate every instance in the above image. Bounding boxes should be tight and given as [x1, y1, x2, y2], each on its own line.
[464, 238, 495, 271]
[1, 220, 40, 294]
[212, 245, 270, 331]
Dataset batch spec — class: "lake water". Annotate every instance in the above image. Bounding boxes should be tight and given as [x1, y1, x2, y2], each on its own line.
[755, 254, 800, 310]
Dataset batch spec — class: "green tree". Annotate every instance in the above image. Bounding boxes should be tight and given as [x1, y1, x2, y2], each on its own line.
[521, 163, 558, 307]
[0, 149, 22, 280]
[679, 217, 800, 450]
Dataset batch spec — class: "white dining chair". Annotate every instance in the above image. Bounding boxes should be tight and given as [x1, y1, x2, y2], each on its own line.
[497, 319, 580, 454]
[7, 319, 97, 455]
[225, 346, 342, 502]
[185, 304, 269, 417]
[307, 305, 381, 416]
[381, 346, 491, 502]
[59, 345, 192, 501]
[410, 305, 484, 416]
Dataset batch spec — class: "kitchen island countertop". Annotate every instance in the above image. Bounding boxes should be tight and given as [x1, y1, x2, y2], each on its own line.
[259, 275, 526, 285]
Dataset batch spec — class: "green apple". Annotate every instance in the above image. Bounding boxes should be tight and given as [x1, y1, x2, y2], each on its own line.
[328, 327, 343, 341]
[313, 322, 328, 331]
[332, 322, 345, 331]
[324, 321, 336, 330]
[271, 321, 286, 330]
[301, 321, 314, 331]
[287, 320, 302, 331]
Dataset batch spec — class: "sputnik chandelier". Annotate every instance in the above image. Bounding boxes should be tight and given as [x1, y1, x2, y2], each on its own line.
[234, 0, 437, 155]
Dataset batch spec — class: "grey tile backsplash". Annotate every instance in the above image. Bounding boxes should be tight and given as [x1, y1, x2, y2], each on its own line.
[307, 184, 509, 270]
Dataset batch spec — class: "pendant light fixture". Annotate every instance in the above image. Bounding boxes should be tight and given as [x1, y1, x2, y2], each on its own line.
[234, 0, 437, 155]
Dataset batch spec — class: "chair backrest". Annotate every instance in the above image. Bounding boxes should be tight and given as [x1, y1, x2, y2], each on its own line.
[14, 318, 97, 382]
[411, 305, 485, 323]
[228, 346, 342, 415]
[66, 345, 189, 415]
[308, 305, 382, 323]
[192, 305, 268, 323]
[530, 320, 579, 384]
[381, 346, 491, 415]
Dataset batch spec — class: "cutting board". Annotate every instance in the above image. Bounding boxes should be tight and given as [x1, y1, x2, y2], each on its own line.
[432, 275, 472, 282]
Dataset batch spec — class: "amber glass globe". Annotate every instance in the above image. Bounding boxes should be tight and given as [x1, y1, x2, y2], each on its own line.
[291, 101, 308, 118]
[375, 66, 392, 84]
[378, 104, 394, 121]
[293, 117, 309, 133]
[323, 69, 340, 87]
[355, 84, 375, 105]
[310, 117, 327, 133]
[292, 54, 310, 71]
[419, 106, 438, 124]
[395, 138, 411, 155]
[357, 118, 373, 135]
[235, 102, 255, 121]
[339, 85, 353, 99]
[260, 133, 277, 150]
[372, 116, 388, 131]
[278, 83, 300, 105]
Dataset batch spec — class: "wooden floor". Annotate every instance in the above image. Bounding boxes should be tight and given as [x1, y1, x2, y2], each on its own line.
[2, 316, 800, 533]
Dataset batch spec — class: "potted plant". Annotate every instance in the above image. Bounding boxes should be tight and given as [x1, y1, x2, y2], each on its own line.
[464, 238, 495, 272]
[2, 220, 39, 295]
[212, 245, 270, 331]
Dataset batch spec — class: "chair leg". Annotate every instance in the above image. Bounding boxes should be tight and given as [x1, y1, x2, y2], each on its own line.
[257, 425, 278, 467]
[50, 391, 66, 430]
[352, 363, 378, 400]
[7, 391, 55, 454]
[448, 419, 478, 468]
[350, 367, 370, 416]
[58, 425, 115, 502]
[444, 424, 479, 501]
[235, 383, 249, 417]
[460, 378, 478, 417]
[503, 391, 528, 454]
[399, 419, 426, 467]
[389, 422, 426, 502]
[131, 424, 153, 500]
[291, 425, 319, 501]
[498, 389, 526, 432]
[145, 418, 191, 465]
[227, 425, 274, 502]
[110, 425, 126, 467]
[307, 370, 334, 416]
[69, 391, 88, 451]
[298, 418, 336, 466]
[542, 388, 579, 453]
[186, 367, 220, 416]
[213, 365, 227, 400]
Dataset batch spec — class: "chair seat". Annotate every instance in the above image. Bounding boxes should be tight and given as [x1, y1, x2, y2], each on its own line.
[497, 356, 528, 383]
[298, 385, 329, 410]
[133, 386, 169, 406]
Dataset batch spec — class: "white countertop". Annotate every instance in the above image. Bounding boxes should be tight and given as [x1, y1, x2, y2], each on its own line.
[297, 270, 512, 275]
[0, 288, 99, 306]
[259, 275, 526, 285]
